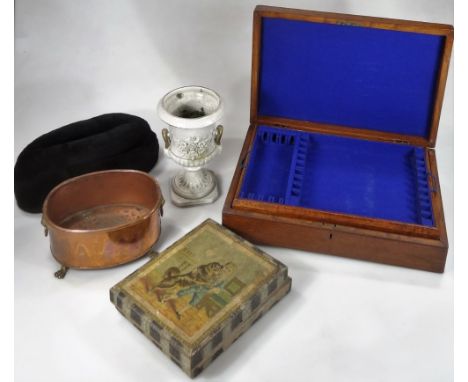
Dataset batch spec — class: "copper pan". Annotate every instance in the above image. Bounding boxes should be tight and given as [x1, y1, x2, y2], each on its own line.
[42, 170, 164, 278]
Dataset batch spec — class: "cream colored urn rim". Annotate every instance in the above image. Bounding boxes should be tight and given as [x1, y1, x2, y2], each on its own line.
[157, 85, 223, 129]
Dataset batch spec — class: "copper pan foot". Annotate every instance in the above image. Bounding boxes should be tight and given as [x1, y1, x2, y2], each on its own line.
[54, 266, 69, 279]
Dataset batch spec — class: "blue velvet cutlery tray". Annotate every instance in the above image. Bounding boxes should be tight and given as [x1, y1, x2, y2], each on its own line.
[240, 125, 434, 226]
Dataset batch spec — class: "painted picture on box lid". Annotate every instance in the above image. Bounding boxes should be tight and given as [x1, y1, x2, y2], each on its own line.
[125, 224, 276, 338]
[147, 261, 237, 320]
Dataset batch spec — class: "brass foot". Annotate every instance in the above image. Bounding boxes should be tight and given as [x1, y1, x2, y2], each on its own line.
[147, 250, 159, 259]
[54, 266, 69, 279]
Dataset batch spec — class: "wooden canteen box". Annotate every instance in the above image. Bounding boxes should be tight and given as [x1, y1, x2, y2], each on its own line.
[223, 6, 453, 272]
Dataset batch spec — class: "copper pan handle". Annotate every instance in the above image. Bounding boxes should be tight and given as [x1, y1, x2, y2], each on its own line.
[41, 216, 48, 237]
[159, 195, 165, 217]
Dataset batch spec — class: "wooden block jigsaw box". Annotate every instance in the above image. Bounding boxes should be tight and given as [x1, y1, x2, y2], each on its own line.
[223, 6, 453, 273]
[110, 219, 291, 378]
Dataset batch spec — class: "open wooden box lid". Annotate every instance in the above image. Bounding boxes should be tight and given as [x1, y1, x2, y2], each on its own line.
[223, 6, 452, 272]
[250, 6, 453, 148]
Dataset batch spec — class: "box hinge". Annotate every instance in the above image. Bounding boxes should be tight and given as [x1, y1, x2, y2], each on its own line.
[390, 138, 410, 145]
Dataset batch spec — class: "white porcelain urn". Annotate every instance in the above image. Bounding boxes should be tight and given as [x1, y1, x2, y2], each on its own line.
[157, 86, 223, 207]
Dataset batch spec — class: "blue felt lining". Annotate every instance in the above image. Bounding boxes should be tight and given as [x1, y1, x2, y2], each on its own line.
[258, 18, 444, 138]
[240, 126, 434, 226]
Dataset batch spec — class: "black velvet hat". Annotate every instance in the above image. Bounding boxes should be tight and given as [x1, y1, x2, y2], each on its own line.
[15, 113, 159, 213]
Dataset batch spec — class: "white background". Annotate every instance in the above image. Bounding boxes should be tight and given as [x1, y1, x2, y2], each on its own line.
[14, 1, 454, 381]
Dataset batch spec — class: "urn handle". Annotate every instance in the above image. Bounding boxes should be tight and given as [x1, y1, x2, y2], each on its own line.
[162, 128, 171, 149]
[214, 125, 223, 146]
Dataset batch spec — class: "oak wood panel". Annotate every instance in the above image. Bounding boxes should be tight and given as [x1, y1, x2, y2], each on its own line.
[232, 199, 440, 239]
[426, 149, 449, 247]
[223, 209, 447, 273]
[254, 5, 453, 35]
[249, 10, 262, 127]
[428, 31, 454, 146]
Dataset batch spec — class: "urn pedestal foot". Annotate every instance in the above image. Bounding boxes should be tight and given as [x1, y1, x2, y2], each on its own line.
[170, 169, 219, 207]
